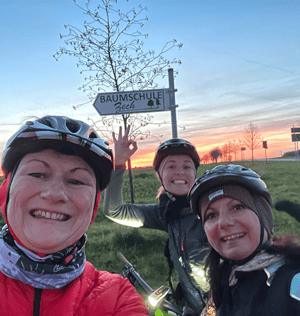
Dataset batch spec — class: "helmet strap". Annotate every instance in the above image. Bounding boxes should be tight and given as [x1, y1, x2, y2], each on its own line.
[156, 171, 170, 195]
[5, 158, 22, 218]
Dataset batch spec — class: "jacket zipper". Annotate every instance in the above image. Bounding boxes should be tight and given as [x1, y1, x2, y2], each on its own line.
[33, 288, 42, 316]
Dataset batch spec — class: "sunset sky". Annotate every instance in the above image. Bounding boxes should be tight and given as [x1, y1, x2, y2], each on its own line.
[1, 0, 299, 169]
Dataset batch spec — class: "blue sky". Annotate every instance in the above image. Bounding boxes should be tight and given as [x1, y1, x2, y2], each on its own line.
[1, 0, 299, 166]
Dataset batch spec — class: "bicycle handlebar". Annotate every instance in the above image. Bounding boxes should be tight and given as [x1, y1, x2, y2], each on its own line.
[116, 251, 153, 294]
[116, 251, 132, 267]
[116, 252, 183, 315]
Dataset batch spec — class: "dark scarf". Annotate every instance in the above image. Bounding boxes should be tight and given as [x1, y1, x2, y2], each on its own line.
[159, 193, 190, 225]
[0, 225, 86, 289]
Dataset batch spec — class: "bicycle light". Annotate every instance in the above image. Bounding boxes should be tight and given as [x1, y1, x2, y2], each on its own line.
[148, 285, 170, 307]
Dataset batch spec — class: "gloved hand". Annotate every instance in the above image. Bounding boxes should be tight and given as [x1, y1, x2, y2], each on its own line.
[275, 199, 300, 222]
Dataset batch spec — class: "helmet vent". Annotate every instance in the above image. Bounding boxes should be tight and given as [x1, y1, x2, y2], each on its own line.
[66, 120, 80, 133]
[42, 119, 53, 128]
[89, 132, 97, 139]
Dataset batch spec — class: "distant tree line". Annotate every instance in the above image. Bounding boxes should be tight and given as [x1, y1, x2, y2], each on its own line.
[200, 123, 262, 164]
[282, 150, 300, 158]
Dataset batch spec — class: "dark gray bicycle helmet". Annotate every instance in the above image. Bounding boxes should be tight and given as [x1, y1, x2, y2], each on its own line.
[189, 164, 271, 218]
[2, 115, 113, 191]
[153, 138, 200, 172]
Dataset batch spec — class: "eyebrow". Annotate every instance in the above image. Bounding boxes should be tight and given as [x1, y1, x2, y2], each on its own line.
[25, 159, 50, 168]
[165, 160, 193, 164]
[205, 199, 241, 214]
[71, 167, 94, 175]
[24, 159, 93, 175]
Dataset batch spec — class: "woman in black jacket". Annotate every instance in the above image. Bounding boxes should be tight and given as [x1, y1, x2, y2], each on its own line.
[104, 126, 209, 315]
[189, 164, 300, 316]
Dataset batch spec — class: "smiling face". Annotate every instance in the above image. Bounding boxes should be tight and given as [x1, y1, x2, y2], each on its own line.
[201, 196, 264, 260]
[7, 149, 97, 254]
[158, 154, 196, 196]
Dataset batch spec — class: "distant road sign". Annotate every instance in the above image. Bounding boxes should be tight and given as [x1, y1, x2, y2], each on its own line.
[291, 128, 300, 133]
[93, 89, 171, 115]
[263, 141, 268, 149]
[292, 134, 300, 142]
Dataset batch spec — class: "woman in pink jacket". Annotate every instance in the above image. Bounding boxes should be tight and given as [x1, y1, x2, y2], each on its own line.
[0, 115, 148, 316]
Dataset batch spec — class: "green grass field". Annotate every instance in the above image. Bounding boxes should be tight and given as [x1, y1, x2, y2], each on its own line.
[1, 161, 300, 315]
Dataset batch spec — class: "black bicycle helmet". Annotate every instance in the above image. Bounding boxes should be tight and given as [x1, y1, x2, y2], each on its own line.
[2, 116, 113, 191]
[153, 138, 200, 172]
[189, 164, 271, 218]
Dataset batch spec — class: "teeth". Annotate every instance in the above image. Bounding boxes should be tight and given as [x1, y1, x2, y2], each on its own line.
[173, 180, 186, 184]
[223, 233, 245, 241]
[32, 210, 68, 221]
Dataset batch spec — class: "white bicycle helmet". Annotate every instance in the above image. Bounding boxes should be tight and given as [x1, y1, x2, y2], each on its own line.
[2, 116, 113, 191]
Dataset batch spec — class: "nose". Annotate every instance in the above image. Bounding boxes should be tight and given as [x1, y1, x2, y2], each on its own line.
[175, 168, 184, 175]
[218, 212, 235, 229]
[40, 180, 68, 204]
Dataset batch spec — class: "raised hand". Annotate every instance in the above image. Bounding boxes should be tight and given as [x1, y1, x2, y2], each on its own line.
[112, 125, 138, 166]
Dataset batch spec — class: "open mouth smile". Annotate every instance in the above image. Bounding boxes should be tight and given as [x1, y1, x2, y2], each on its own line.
[221, 233, 246, 242]
[172, 180, 187, 184]
[30, 209, 70, 221]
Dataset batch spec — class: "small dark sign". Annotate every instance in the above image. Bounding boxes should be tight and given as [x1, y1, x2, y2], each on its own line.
[291, 127, 300, 133]
[292, 134, 300, 142]
[263, 141, 268, 149]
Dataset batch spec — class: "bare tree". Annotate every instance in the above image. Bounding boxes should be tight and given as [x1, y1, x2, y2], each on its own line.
[54, 0, 182, 202]
[243, 123, 262, 162]
[53, 0, 182, 138]
[237, 137, 246, 161]
[221, 144, 228, 162]
[221, 141, 234, 162]
[202, 154, 210, 164]
[231, 139, 239, 161]
[227, 141, 233, 162]
[210, 148, 222, 163]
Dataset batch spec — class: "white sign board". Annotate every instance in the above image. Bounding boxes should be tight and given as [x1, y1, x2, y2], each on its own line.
[93, 89, 171, 115]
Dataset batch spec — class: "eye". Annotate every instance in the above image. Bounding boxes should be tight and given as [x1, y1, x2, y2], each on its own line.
[68, 179, 85, 185]
[233, 203, 245, 211]
[28, 173, 44, 179]
[184, 165, 191, 169]
[205, 212, 216, 221]
[167, 165, 175, 169]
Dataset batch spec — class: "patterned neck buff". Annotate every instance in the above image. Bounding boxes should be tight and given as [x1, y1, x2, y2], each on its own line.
[229, 250, 284, 286]
[0, 225, 86, 289]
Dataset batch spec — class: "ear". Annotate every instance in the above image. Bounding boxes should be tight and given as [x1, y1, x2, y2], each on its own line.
[263, 229, 269, 243]
[156, 172, 162, 183]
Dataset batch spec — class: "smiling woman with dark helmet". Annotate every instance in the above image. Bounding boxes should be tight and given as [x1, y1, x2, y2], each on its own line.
[189, 164, 300, 316]
[0, 116, 148, 316]
[103, 126, 209, 316]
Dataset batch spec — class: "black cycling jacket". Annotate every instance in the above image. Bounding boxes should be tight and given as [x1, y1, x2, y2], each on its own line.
[216, 253, 300, 316]
[103, 167, 209, 314]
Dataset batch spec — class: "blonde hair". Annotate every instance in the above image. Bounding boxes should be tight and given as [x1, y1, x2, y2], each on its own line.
[156, 186, 165, 199]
